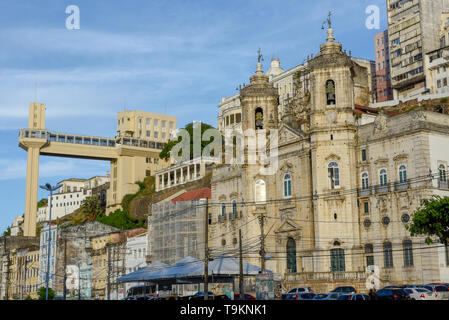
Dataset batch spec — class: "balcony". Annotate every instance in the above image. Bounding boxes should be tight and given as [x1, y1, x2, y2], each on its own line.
[358, 187, 372, 197]
[375, 184, 390, 194]
[394, 180, 410, 191]
[285, 271, 367, 283]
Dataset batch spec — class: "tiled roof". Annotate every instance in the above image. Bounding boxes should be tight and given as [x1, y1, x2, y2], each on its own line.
[171, 188, 211, 203]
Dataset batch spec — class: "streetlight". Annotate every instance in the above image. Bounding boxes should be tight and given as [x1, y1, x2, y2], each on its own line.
[39, 183, 62, 300]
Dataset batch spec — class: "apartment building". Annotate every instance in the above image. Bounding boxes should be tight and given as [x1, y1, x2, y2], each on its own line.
[375, 30, 394, 102]
[387, 0, 449, 99]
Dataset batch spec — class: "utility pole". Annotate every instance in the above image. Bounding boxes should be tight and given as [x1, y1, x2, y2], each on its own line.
[78, 263, 81, 301]
[63, 238, 67, 300]
[259, 213, 266, 272]
[239, 229, 244, 300]
[5, 252, 10, 300]
[107, 244, 111, 300]
[23, 255, 29, 300]
[204, 198, 209, 301]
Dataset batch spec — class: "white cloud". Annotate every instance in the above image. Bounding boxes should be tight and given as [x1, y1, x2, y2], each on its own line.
[0, 158, 109, 181]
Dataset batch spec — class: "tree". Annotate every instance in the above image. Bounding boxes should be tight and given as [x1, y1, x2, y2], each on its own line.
[80, 196, 103, 221]
[3, 227, 11, 236]
[406, 195, 449, 245]
[159, 122, 217, 161]
[38, 287, 55, 300]
[37, 198, 48, 208]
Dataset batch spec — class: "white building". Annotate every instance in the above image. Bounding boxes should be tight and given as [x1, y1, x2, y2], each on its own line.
[38, 223, 58, 291]
[124, 232, 148, 293]
[10, 216, 23, 236]
[37, 175, 110, 222]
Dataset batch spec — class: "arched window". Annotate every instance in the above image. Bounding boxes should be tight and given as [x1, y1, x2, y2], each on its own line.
[283, 173, 292, 198]
[255, 180, 266, 203]
[403, 240, 414, 267]
[286, 238, 297, 273]
[399, 165, 407, 183]
[439, 164, 447, 182]
[330, 248, 345, 272]
[379, 168, 388, 186]
[328, 162, 340, 189]
[361, 172, 369, 190]
[255, 107, 264, 130]
[383, 242, 393, 268]
[326, 80, 336, 105]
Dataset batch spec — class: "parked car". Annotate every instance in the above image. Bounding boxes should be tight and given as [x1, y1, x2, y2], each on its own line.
[282, 287, 313, 300]
[331, 286, 357, 295]
[336, 294, 369, 301]
[376, 288, 411, 301]
[403, 287, 434, 300]
[286, 293, 316, 301]
[233, 293, 257, 300]
[419, 285, 449, 300]
[189, 291, 215, 300]
[122, 296, 137, 300]
[313, 293, 341, 300]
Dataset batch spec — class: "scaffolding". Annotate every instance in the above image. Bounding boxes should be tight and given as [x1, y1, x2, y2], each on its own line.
[150, 199, 206, 265]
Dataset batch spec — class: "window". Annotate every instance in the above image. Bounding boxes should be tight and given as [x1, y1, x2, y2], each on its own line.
[154, 119, 158, 129]
[384, 242, 393, 268]
[439, 164, 447, 182]
[221, 203, 226, 219]
[255, 107, 264, 130]
[326, 80, 336, 105]
[255, 180, 266, 203]
[379, 169, 388, 186]
[286, 238, 297, 273]
[361, 172, 369, 190]
[283, 173, 292, 198]
[403, 240, 414, 267]
[399, 165, 407, 183]
[146, 131, 151, 138]
[363, 202, 369, 214]
[330, 248, 345, 272]
[154, 132, 159, 139]
[361, 149, 367, 162]
[328, 162, 340, 189]
[232, 200, 237, 218]
[365, 244, 374, 267]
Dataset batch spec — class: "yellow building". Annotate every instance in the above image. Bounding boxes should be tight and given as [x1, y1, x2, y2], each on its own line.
[19, 106, 177, 237]
[25, 249, 40, 299]
[5, 246, 40, 300]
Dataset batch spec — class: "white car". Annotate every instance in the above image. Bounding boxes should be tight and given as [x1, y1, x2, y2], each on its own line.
[403, 287, 434, 300]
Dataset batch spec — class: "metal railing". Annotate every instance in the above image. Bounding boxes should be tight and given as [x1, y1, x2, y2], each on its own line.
[19, 129, 165, 151]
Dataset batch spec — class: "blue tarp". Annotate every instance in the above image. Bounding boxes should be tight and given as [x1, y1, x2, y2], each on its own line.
[117, 261, 170, 283]
[118, 255, 271, 283]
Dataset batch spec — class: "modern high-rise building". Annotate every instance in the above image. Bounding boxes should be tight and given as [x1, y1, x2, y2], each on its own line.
[386, 0, 449, 99]
[374, 30, 394, 102]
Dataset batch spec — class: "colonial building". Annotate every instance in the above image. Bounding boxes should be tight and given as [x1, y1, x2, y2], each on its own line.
[210, 25, 449, 293]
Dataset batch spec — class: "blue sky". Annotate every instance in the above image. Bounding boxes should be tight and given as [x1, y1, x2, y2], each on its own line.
[0, 0, 387, 232]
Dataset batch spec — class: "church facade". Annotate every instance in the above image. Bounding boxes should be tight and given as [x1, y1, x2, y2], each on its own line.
[210, 27, 449, 292]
